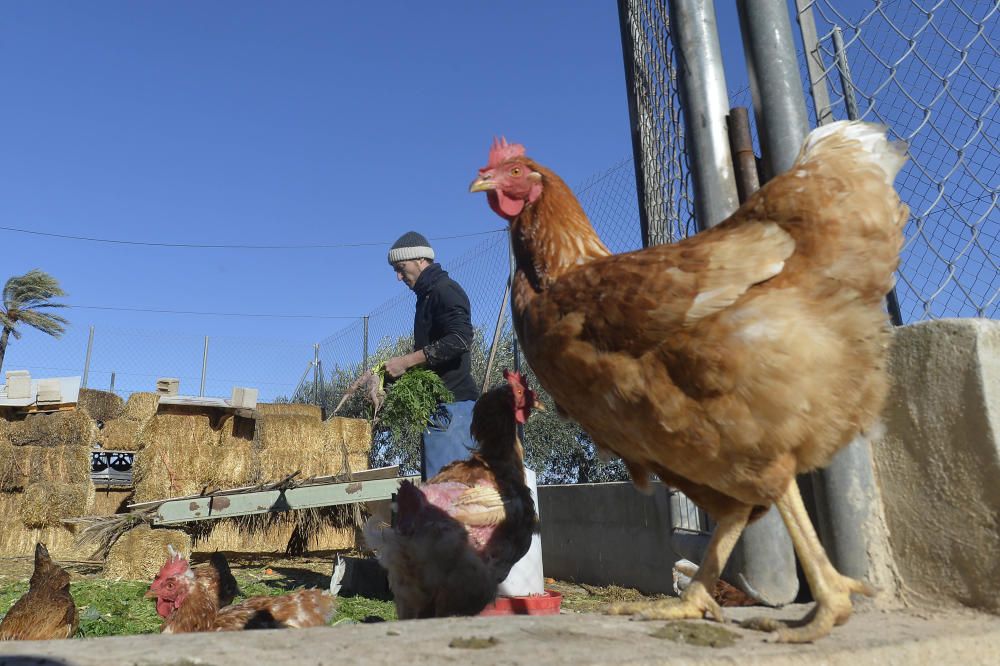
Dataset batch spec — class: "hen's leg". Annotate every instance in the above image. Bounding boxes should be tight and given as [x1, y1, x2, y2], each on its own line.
[741, 480, 875, 643]
[607, 504, 751, 621]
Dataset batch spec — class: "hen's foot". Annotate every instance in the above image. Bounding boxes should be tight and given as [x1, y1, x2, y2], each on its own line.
[607, 582, 724, 622]
[740, 574, 875, 643]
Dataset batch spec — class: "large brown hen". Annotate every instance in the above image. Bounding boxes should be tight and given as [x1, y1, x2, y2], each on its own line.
[0, 543, 78, 641]
[364, 369, 540, 619]
[469, 121, 908, 642]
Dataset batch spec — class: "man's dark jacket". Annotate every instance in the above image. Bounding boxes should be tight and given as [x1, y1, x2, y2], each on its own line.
[412, 263, 478, 402]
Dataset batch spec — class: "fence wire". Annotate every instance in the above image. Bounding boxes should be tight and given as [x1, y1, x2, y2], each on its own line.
[797, 0, 998, 321]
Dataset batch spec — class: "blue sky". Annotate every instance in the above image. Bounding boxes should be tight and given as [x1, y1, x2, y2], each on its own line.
[6, 0, 982, 399]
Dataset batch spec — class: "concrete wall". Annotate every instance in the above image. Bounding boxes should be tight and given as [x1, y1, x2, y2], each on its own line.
[538, 482, 681, 594]
[874, 318, 1000, 613]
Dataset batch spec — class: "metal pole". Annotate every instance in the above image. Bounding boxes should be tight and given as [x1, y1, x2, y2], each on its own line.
[832, 27, 861, 121]
[81, 325, 95, 388]
[795, 0, 835, 126]
[362, 316, 370, 371]
[317, 358, 326, 419]
[199, 336, 209, 397]
[313, 343, 320, 406]
[737, 0, 811, 182]
[831, 25, 905, 327]
[669, 0, 740, 230]
[109, 372, 116, 394]
[482, 279, 511, 395]
[727, 107, 760, 203]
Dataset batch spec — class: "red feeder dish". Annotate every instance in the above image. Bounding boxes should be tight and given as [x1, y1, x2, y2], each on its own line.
[478, 590, 562, 616]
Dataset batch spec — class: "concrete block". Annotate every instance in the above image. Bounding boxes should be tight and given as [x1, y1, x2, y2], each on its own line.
[230, 386, 259, 409]
[875, 318, 1000, 614]
[5, 370, 31, 399]
[156, 377, 180, 395]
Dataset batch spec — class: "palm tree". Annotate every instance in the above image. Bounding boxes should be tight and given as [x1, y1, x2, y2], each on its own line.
[0, 270, 69, 374]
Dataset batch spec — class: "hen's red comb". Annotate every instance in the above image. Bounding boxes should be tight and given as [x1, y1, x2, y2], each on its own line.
[487, 137, 526, 168]
[157, 544, 190, 578]
[503, 368, 527, 390]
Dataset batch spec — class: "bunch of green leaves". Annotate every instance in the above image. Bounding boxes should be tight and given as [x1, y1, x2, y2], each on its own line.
[380, 368, 453, 440]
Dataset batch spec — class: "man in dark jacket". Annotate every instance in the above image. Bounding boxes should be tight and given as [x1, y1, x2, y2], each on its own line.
[385, 231, 479, 479]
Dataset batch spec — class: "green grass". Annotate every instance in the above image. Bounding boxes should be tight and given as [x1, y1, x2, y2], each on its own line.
[0, 572, 396, 637]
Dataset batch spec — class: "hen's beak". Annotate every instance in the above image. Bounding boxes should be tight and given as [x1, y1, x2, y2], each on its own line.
[469, 175, 495, 193]
[144, 588, 157, 599]
[533, 401, 547, 412]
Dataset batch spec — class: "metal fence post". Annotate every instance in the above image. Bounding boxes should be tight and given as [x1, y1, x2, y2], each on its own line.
[795, 0, 835, 126]
[313, 343, 320, 406]
[199, 336, 209, 397]
[81, 325, 95, 388]
[671, 0, 798, 606]
[736, 0, 811, 180]
[362, 316, 370, 371]
[109, 372, 116, 394]
[669, 0, 740, 230]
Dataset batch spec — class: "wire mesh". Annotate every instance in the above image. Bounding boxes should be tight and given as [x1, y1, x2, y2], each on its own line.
[618, 0, 698, 245]
[796, 0, 999, 321]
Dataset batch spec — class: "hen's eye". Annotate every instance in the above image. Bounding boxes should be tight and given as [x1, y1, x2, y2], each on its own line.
[511, 167, 521, 177]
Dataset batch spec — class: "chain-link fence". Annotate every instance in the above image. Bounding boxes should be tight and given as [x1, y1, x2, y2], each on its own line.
[796, 0, 998, 321]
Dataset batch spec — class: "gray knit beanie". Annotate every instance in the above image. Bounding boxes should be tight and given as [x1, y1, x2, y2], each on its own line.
[388, 231, 435, 264]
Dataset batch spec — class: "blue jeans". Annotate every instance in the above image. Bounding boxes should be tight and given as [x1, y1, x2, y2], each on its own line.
[421, 400, 477, 480]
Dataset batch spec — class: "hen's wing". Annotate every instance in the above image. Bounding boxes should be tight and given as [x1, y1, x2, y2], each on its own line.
[534, 220, 795, 355]
[214, 590, 334, 631]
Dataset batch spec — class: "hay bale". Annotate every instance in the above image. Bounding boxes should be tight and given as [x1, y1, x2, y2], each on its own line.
[92, 488, 133, 516]
[194, 512, 356, 555]
[120, 392, 160, 422]
[324, 416, 373, 458]
[103, 524, 191, 580]
[8, 410, 96, 448]
[131, 412, 256, 503]
[0, 498, 87, 559]
[256, 403, 321, 419]
[78, 388, 125, 422]
[0, 443, 91, 492]
[256, 415, 342, 481]
[20, 481, 96, 528]
[97, 392, 160, 451]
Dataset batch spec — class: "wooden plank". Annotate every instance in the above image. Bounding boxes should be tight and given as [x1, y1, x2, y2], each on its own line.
[151, 474, 418, 525]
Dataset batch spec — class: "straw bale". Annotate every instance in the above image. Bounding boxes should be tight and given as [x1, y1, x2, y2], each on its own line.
[255, 402, 322, 419]
[194, 514, 356, 555]
[255, 414, 367, 481]
[131, 412, 257, 503]
[98, 418, 146, 451]
[120, 392, 161, 422]
[0, 442, 91, 492]
[0, 485, 90, 559]
[0, 416, 10, 442]
[92, 488, 133, 516]
[19, 481, 96, 528]
[7, 410, 96, 448]
[324, 417, 373, 457]
[77, 388, 125, 423]
[103, 524, 191, 580]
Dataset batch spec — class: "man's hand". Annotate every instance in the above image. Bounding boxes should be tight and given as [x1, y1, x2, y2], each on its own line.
[384, 350, 427, 379]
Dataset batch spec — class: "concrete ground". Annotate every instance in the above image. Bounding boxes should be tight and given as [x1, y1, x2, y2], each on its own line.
[2, 603, 999, 666]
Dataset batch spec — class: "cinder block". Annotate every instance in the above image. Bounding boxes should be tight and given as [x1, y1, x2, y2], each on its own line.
[156, 377, 180, 395]
[5, 370, 31, 399]
[230, 386, 259, 409]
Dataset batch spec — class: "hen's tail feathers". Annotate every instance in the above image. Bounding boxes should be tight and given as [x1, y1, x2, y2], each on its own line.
[329, 555, 346, 596]
[797, 120, 908, 188]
